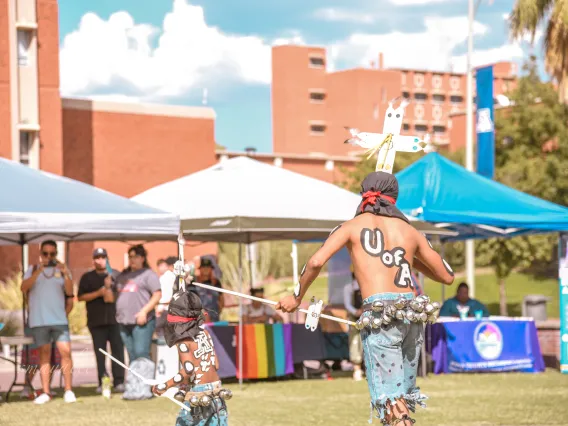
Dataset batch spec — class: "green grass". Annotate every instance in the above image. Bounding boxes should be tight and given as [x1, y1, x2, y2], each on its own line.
[275, 273, 560, 319]
[2, 370, 568, 425]
[423, 272, 559, 318]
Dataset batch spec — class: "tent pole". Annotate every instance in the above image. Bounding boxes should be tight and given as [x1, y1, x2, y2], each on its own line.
[440, 244, 446, 302]
[419, 272, 427, 377]
[291, 242, 299, 323]
[238, 243, 243, 389]
[247, 244, 256, 289]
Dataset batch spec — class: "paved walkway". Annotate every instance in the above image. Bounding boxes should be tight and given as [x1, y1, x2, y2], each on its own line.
[0, 336, 109, 393]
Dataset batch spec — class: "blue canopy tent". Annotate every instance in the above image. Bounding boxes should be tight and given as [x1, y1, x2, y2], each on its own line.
[395, 153, 568, 242]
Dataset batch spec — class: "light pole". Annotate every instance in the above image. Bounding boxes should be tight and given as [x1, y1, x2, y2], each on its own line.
[465, 0, 476, 297]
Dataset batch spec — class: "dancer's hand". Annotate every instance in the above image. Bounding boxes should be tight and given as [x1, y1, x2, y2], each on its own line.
[275, 295, 301, 313]
[151, 384, 166, 396]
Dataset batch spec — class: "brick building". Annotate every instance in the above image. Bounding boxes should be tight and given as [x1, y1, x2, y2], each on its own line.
[0, 0, 216, 279]
[271, 45, 517, 155]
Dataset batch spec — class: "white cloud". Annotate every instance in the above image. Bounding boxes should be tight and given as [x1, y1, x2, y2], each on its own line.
[388, 0, 452, 5]
[60, 0, 272, 100]
[313, 8, 375, 24]
[329, 16, 489, 72]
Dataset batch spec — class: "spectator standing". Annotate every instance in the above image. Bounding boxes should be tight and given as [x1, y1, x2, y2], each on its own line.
[114, 245, 162, 362]
[156, 259, 168, 277]
[343, 273, 364, 381]
[192, 257, 224, 323]
[243, 287, 283, 324]
[20, 240, 76, 404]
[77, 248, 125, 393]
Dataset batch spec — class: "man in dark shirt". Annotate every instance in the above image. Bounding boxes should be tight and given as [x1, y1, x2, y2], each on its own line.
[77, 248, 125, 393]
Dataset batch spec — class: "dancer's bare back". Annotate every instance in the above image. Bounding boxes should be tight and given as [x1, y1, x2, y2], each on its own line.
[277, 213, 454, 313]
[347, 213, 454, 299]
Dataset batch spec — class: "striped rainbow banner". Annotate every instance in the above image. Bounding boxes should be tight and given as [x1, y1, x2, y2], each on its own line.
[236, 323, 294, 379]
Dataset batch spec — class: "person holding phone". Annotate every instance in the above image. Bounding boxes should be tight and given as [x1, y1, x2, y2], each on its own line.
[21, 240, 76, 405]
[78, 248, 125, 393]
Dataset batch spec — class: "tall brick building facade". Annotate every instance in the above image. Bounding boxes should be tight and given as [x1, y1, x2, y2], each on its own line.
[271, 45, 517, 155]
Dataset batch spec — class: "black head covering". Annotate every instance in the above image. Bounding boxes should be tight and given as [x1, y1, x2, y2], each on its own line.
[355, 171, 409, 223]
[164, 285, 205, 347]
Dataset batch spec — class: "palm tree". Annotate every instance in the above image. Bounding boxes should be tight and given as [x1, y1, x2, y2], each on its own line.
[509, 0, 568, 103]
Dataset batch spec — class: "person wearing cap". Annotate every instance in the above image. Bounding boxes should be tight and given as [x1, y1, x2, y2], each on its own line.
[78, 248, 125, 393]
[193, 257, 224, 323]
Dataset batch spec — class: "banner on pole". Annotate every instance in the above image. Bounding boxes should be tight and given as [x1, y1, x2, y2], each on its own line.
[475, 65, 495, 179]
[559, 233, 568, 374]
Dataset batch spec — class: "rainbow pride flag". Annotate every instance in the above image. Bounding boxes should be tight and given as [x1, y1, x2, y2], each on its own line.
[236, 323, 294, 379]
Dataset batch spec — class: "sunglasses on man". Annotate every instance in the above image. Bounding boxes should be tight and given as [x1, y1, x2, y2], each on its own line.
[42, 251, 57, 257]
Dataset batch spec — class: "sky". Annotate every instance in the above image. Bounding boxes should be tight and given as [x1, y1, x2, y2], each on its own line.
[58, 0, 547, 153]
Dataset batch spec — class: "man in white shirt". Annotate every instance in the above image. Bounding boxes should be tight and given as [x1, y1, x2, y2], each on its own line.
[243, 287, 283, 324]
[157, 257, 177, 317]
[343, 273, 364, 381]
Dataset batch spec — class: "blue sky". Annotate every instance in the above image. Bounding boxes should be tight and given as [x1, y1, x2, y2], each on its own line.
[58, 0, 546, 153]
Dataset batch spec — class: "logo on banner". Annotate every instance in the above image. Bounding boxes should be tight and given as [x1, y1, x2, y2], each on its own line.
[473, 322, 503, 360]
[476, 108, 494, 133]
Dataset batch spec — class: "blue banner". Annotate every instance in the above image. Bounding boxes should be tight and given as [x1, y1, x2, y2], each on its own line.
[559, 233, 568, 374]
[476, 65, 495, 179]
[430, 320, 545, 373]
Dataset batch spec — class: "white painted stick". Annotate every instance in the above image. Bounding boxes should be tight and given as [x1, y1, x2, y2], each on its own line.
[98, 348, 190, 412]
[190, 281, 356, 327]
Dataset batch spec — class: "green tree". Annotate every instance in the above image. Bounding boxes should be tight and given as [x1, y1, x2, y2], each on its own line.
[476, 57, 568, 314]
[509, 0, 568, 103]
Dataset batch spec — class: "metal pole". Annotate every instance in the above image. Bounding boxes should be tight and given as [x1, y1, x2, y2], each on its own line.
[465, 0, 476, 298]
[441, 244, 446, 302]
[238, 243, 243, 388]
[291, 242, 299, 323]
[419, 272, 427, 376]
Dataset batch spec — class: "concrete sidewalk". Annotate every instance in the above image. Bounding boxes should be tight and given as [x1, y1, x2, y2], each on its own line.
[0, 336, 116, 393]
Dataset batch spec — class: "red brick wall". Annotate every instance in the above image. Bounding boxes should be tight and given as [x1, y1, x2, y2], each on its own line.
[536, 320, 560, 368]
[62, 104, 219, 274]
[37, 0, 63, 175]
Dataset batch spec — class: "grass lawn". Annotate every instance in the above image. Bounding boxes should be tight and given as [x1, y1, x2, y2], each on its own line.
[273, 272, 560, 318]
[2, 370, 567, 425]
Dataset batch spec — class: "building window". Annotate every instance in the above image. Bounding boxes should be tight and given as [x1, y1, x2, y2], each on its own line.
[415, 124, 428, 133]
[402, 91, 410, 99]
[17, 30, 32, 66]
[310, 124, 326, 135]
[309, 91, 326, 102]
[309, 56, 325, 68]
[433, 125, 446, 135]
[403, 123, 410, 131]
[414, 93, 428, 103]
[432, 94, 445, 103]
[450, 95, 463, 104]
[19, 131, 33, 165]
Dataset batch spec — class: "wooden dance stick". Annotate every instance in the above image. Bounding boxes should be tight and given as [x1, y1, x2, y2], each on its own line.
[190, 281, 356, 327]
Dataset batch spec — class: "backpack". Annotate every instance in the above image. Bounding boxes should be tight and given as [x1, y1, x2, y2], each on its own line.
[122, 357, 156, 400]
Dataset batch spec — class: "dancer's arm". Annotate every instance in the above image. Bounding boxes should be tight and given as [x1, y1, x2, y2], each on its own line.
[414, 233, 454, 285]
[152, 339, 197, 395]
[276, 223, 350, 313]
[152, 330, 217, 396]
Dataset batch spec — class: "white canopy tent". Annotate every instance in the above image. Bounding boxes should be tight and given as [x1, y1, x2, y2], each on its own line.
[132, 156, 453, 240]
[132, 156, 456, 386]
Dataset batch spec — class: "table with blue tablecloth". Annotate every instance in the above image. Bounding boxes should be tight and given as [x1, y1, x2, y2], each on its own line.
[427, 318, 545, 374]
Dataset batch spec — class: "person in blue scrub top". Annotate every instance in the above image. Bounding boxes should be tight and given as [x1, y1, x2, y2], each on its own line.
[439, 282, 489, 318]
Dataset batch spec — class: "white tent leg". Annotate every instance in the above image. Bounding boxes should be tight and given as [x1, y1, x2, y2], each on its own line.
[238, 243, 243, 388]
[466, 240, 475, 298]
[291, 242, 299, 323]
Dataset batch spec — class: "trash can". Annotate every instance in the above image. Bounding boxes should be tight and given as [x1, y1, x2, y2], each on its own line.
[522, 295, 551, 321]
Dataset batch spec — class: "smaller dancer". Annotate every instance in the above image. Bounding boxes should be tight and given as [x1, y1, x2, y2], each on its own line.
[151, 283, 232, 426]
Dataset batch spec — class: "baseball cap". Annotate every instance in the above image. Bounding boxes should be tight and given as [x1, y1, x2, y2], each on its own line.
[93, 248, 108, 258]
[200, 257, 213, 268]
